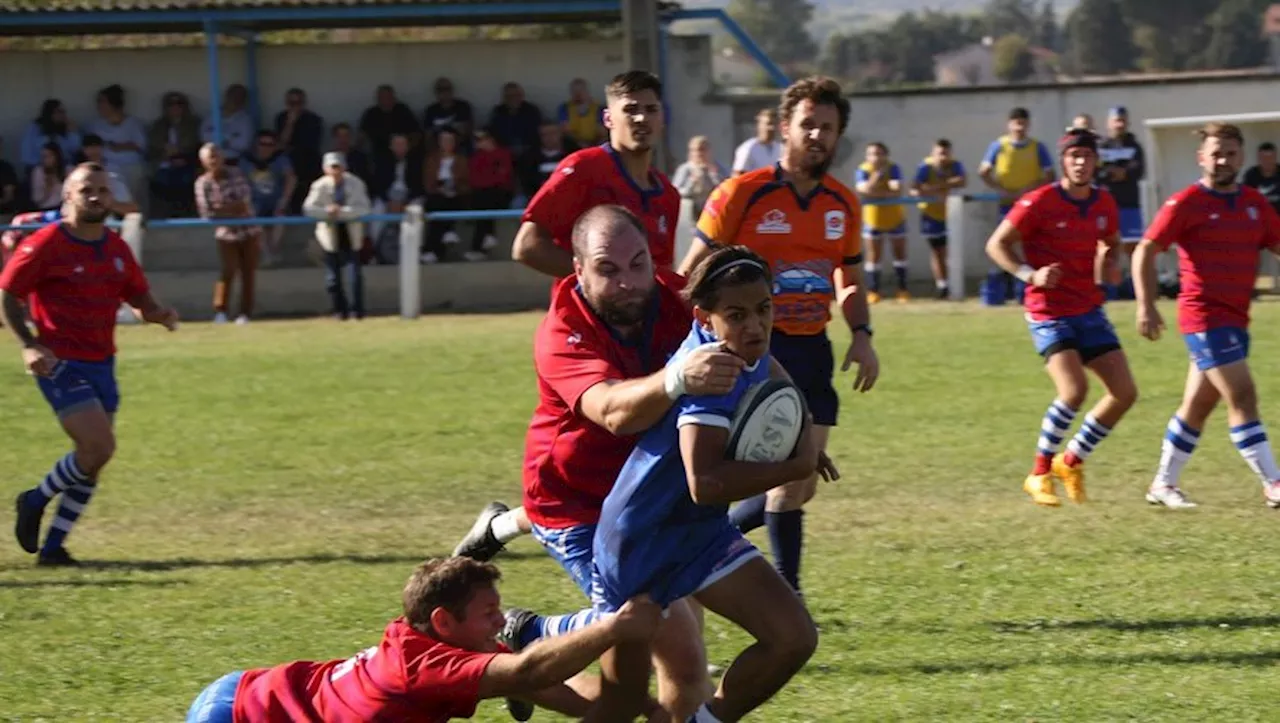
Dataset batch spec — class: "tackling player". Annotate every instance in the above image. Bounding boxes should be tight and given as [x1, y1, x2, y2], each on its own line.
[4, 164, 178, 566]
[985, 129, 1137, 507]
[855, 142, 910, 303]
[1134, 122, 1280, 509]
[185, 557, 662, 722]
[678, 76, 879, 596]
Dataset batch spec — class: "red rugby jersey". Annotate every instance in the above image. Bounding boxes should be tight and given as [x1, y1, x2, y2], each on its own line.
[233, 618, 504, 723]
[1005, 184, 1118, 321]
[523, 270, 691, 529]
[522, 143, 679, 269]
[0, 223, 148, 361]
[1145, 183, 1280, 334]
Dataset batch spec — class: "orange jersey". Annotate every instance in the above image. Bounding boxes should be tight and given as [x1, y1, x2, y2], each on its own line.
[695, 166, 862, 335]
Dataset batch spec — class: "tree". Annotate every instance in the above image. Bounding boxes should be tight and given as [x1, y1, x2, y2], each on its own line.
[1066, 0, 1136, 75]
[1035, 0, 1060, 51]
[1199, 0, 1269, 70]
[1118, 0, 1213, 71]
[992, 33, 1035, 82]
[984, 0, 1038, 39]
[725, 0, 818, 66]
[821, 32, 853, 79]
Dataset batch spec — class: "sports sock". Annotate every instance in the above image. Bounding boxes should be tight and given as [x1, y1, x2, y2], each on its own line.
[25, 452, 89, 510]
[1230, 420, 1280, 485]
[729, 494, 767, 533]
[530, 608, 602, 646]
[1065, 413, 1111, 466]
[1034, 400, 1076, 474]
[1154, 415, 1200, 488]
[893, 261, 908, 291]
[42, 482, 96, 554]
[688, 704, 724, 723]
[490, 510, 525, 544]
[935, 279, 948, 290]
[865, 262, 881, 293]
[766, 510, 804, 592]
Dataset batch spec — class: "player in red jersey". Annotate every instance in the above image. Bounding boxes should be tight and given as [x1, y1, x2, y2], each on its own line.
[986, 129, 1138, 507]
[3, 164, 178, 566]
[1134, 122, 1280, 509]
[185, 557, 662, 723]
[511, 70, 680, 277]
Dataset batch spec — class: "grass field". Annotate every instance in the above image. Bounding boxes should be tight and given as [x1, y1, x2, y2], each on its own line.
[2, 299, 1280, 722]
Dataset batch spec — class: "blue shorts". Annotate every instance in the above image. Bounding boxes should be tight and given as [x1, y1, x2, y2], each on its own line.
[531, 523, 596, 598]
[1118, 207, 1144, 243]
[863, 223, 906, 240]
[1027, 307, 1121, 364]
[253, 196, 283, 218]
[36, 358, 119, 418]
[770, 330, 837, 426]
[1184, 327, 1250, 371]
[921, 215, 947, 239]
[591, 522, 760, 613]
[187, 671, 243, 723]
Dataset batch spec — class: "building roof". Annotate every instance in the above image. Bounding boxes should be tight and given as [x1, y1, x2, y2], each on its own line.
[0, 0, 622, 36]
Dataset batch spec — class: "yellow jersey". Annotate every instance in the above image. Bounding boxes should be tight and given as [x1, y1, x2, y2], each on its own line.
[856, 161, 905, 232]
[984, 135, 1053, 193]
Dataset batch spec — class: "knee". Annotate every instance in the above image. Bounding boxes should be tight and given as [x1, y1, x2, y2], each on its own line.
[1229, 381, 1259, 415]
[769, 614, 818, 671]
[1059, 385, 1088, 410]
[1111, 380, 1139, 410]
[76, 435, 115, 475]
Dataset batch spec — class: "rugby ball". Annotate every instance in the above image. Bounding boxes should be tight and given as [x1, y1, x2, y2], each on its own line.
[726, 379, 807, 463]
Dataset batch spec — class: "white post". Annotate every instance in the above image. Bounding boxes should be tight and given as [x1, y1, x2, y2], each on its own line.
[945, 194, 966, 301]
[116, 212, 146, 325]
[399, 204, 424, 319]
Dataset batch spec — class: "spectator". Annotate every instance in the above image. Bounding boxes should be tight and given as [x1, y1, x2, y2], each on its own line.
[29, 143, 68, 211]
[0, 139, 19, 214]
[466, 127, 514, 261]
[303, 152, 371, 321]
[1098, 106, 1147, 270]
[1071, 113, 1095, 132]
[671, 135, 728, 222]
[558, 77, 605, 149]
[423, 77, 474, 149]
[81, 135, 140, 217]
[86, 84, 149, 214]
[360, 85, 422, 162]
[488, 82, 542, 158]
[240, 129, 297, 267]
[732, 108, 782, 175]
[20, 99, 81, 172]
[368, 133, 425, 252]
[978, 106, 1054, 303]
[330, 123, 372, 184]
[517, 121, 571, 198]
[147, 91, 202, 218]
[201, 84, 254, 164]
[195, 143, 260, 325]
[1243, 141, 1280, 215]
[275, 87, 324, 215]
[421, 127, 469, 263]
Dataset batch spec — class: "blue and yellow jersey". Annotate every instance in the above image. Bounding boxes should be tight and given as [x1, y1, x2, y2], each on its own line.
[913, 159, 967, 221]
[855, 162, 905, 231]
[982, 135, 1053, 192]
[558, 100, 604, 148]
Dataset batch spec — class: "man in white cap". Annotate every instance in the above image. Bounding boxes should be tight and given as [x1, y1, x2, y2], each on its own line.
[303, 151, 372, 320]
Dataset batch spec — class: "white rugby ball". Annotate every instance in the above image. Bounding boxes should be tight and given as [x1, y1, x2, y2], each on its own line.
[726, 379, 807, 463]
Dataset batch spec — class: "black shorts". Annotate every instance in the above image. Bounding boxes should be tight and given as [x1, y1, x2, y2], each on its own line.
[770, 330, 838, 426]
[926, 235, 948, 250]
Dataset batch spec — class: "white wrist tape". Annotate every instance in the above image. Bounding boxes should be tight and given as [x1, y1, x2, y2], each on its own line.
[664, 359, 687, 400]
[1015, 264, 1035, 283]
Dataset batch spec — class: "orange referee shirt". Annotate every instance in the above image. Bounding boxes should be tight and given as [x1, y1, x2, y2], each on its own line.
[695, 165, 862, 336]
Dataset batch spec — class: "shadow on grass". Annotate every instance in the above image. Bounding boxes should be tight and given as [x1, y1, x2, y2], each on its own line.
[0, 578, 187, 589]
[989, 615, 1280, 634]
[813, 649, 1280, 677]
[0, 549, 544, 573]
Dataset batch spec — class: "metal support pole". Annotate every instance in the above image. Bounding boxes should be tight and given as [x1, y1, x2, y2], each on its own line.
[245, 32, 262, 132]
[946, 194, 966, 301]
[204, 20, 224, 150]
[400, 203, 424, 319]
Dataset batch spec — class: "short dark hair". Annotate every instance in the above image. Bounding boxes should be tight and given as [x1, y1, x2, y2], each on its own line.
[98, 84, 125, 111]
[1259, 142, 1276, 153]
[683, 245, 773, 310]
[868, 141, 889, 154]
[403, 558, 501, 635]
[1009, 107, 1030, 121]
[570, 204, 646, 260]
[935, 138, 952, 149]
[332, 122, 352, 135]
[605, 70, 663, 102]
[778, 76, 849, 136]
[1198, 122, 1244, 146]
[82, 134, 104, 148]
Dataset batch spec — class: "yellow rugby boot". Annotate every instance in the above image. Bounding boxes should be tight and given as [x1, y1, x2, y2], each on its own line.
[1052, 453, 1087, 503]
[1023, 473, 1061, 507]
[896, 289, 912, 303]
[867, 290, 882, 304]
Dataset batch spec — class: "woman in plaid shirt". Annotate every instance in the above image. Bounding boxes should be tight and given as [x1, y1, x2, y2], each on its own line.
[196, 143, 261, 324]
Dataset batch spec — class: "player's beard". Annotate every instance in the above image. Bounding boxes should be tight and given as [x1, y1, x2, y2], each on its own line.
[795, 144, 834, 179]
[1211, 167, 1239, 189]
[77, 205, 109, 224]
[594, 288, 653, 329]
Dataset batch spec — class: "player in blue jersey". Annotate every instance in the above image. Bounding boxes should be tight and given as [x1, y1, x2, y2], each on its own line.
[510, 246, 835, 723]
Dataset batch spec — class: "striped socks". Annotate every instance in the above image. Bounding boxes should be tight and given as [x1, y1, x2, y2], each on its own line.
[42, 482, 97, 555]
[1064, 414, 1112, 467]
[25, 452, 89, 510]
[1033, 400, 1077, 474]
[1154, 416, 1200, 488]
[1230, 420, 1280, 485]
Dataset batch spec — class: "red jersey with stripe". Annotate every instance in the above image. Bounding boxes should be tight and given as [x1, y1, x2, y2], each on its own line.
[694, 165, 862, 336]
[523, 270, 692, 529]
[233, 618, 507, 723]
[1145, 183, 1280, 334]
[522, 143, 679, 269]
[0, 223, 148, 361]
[1005, 184, 1118, 321]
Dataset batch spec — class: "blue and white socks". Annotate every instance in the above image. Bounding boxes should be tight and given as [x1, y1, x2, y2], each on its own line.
[1230, 420, 1280, 485]
[1154, 416, 1200, 489]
